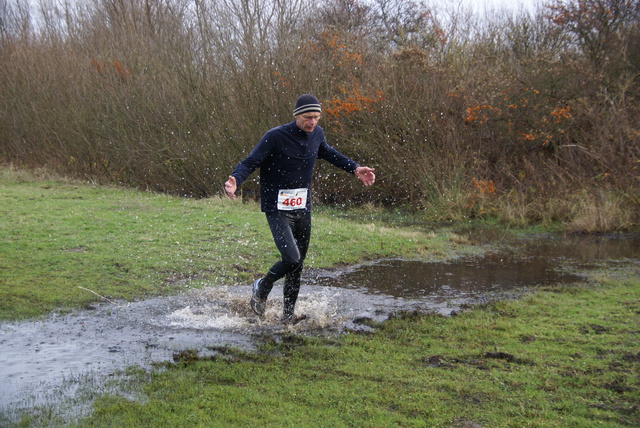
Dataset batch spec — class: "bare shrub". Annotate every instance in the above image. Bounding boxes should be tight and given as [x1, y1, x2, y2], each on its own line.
[0, 0, 638, 231]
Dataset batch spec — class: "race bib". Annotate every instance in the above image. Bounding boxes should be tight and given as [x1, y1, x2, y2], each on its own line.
[277, 188, 308, 211]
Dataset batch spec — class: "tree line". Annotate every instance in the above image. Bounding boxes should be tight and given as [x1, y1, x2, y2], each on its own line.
[1, 0, 638, 229]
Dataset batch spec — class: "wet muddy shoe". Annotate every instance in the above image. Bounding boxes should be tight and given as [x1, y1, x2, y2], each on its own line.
[250, 279, 266, 316]
[281, 313, 307, 325]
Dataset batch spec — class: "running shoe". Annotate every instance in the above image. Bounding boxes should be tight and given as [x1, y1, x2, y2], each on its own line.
[281, 313, 307, 325]
[250, 279, 266, 316]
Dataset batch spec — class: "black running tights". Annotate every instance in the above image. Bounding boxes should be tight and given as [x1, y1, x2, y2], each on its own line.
[258, 210, 312, 314]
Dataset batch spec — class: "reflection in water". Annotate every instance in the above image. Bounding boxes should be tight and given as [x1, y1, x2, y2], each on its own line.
[309, 254, 581, 299]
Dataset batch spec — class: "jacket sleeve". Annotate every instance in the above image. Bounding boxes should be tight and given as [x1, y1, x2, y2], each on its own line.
[230, 134, 273, 187]
[318, 138, 359, 174]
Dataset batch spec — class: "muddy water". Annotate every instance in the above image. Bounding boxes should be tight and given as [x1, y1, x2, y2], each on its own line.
[312, 233, 640, 301]
[1, 234, 638, 418]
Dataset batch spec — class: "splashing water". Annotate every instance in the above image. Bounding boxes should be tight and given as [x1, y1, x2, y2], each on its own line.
[163, 285, 349, 332]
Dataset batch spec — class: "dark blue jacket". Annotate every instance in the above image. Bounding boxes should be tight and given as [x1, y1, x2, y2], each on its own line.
[231, 121, 359, 212]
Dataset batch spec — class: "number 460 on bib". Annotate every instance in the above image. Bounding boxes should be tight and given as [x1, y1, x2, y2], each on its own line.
[277, 188, 308, 210]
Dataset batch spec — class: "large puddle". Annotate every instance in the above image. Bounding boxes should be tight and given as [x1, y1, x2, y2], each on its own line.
[1, 233, 638, 420]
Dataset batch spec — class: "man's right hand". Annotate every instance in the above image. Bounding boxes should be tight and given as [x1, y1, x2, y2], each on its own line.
[224, 176, 237, 199]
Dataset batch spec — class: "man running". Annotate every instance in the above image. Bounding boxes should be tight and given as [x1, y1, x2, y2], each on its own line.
[224, 94, 375, 324]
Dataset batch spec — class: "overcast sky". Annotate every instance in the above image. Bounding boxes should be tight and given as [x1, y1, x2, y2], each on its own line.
[440, 0, 540, 13]
[470, 0, 538, 11]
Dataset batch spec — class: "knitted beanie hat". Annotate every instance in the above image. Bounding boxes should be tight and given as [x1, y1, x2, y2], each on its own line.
[293, 94, 321, 116]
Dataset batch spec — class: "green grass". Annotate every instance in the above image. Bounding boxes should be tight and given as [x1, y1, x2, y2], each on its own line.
[2, 167, 638, 427]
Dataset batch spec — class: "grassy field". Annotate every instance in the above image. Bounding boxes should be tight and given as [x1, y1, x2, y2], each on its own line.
[1, 168, 638, 427]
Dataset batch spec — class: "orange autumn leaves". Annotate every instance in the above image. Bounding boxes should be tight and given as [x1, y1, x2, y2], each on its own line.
[303, 31, 383, 125]
[463, 88, 573, 148]
[324, 87, 383, 122]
